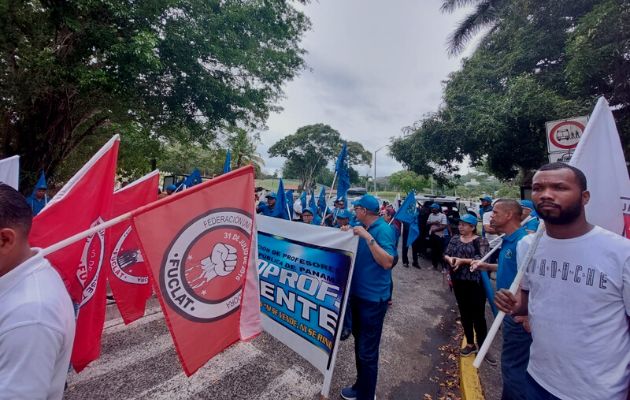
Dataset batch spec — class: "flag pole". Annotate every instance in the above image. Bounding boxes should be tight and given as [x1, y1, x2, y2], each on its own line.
[40, 211, 133, 257]
[320, 172, 338, 225]
[473, 224, 545, 368]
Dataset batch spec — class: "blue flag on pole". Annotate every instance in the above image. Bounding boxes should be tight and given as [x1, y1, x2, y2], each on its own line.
[223, 150, 231, 173]
[35, 171, 47, 191]
[335, 143, 350, 207]
[271, 179, 290, 220]
[286, 189, 294, 219]
[393, 191, 419, 247]
[178, 168, 202, 190]
[317, 186, 328, 215]
[308, 190, 321, 224]
[300, 191, 307, 210]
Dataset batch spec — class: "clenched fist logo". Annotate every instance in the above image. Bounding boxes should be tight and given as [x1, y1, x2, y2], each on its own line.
[190, 243, 238, 288]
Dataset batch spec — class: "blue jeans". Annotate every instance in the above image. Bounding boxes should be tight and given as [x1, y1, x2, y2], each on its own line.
[501, 315, 533, 400]
[350, 295, 389, 400]
[526, 373, 561, 400]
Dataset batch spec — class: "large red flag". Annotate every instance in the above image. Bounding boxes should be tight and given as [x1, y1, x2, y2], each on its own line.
[30, 135, 119, 372]
[132, 165, 257, 375]
[107, 170, 159, 324]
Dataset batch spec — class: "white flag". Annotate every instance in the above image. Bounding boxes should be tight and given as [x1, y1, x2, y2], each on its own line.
[570, 97, 630, 236]
[0, 155, 20, 190]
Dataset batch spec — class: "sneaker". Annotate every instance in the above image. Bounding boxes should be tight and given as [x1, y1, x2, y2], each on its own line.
[484, 353, 497, 366]
[340, 386, 357, 400]
[403, 263, 409, 268]
[340, 328, 352, 341]
[412, 263, 420, 269]
[460, 344, 477, 356]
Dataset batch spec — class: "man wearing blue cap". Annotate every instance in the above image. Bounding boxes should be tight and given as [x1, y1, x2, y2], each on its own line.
[165, 184, 177, 195]
[334, 208, 352, 228]
[471, 199, 530, 399]
[519, 199, 540, 233]
[26, 174, 49, 216]
[340, 194, 397, 400]
[256, 192, 276, 216]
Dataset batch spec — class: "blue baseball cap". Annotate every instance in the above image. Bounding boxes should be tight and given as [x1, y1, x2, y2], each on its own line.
[337, 209, 352, 219]
[301, 206, 314, 215]
[520, 199, 534, 210]
[166, 184, 177, 192]
[352, 194, 380, 212]
[460, 214, 478, 226]
[480, 196, 492, 203]
[265, 192, 277, 199]
[430, 203, 441, 210]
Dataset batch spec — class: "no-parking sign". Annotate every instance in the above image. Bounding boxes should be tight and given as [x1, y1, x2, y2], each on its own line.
[545, 116, 588, 163]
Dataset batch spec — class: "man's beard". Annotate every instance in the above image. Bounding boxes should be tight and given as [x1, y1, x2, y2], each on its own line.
[535, 200, 582, 225]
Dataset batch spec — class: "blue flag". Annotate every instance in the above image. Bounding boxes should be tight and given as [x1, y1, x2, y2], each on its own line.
[286, 189, 294, 219]
[309, 190, 317, 212]
[271, 179, 290, 220]
[300, 191, 307, 210]
[223, 150, 231, 173]
[393, 191, 419, 247]
[34, 171, 47, 191]
[335, 143, 350, 206]
[179, 168, 202, 190]
[317, 186, 327, 215]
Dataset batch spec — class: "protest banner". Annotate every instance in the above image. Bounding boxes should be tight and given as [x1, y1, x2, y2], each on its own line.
[256, 215, 358, 398]
[132, 165, 260, 376]
[30, 135, 119, 372]
[106, 170, 159, 324]
[0, 155, 19, 189]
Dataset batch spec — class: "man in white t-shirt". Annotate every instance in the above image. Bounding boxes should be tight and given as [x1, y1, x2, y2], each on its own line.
[495, 163, 630, 400]
[427, 203, 448, 270]
[0, 184, 76, 400]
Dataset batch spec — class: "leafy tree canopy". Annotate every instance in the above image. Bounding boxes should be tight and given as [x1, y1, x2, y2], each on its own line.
[392, 0, 629, 182]
[270, 123, 372, 190]
[0, 0, 310, 187]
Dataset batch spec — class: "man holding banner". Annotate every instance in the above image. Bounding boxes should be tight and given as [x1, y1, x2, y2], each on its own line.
[341, 194, 397, 400]
[495, 164, 630, 400]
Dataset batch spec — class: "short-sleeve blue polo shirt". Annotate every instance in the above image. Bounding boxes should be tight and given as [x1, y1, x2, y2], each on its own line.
[351, 217, 398, 302]
[496, 226, 529, 290]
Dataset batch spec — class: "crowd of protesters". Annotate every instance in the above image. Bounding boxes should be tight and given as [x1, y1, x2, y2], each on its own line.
[1, 161, 628, 400]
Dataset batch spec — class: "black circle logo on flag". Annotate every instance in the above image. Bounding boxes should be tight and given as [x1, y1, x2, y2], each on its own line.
[77, 218, 105, 307]
[110, 226, 149, 285]
[160, 208, 253, 322]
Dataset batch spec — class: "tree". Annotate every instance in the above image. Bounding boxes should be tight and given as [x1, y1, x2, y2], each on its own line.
[270, 124, 371, 190]
[441, 0, 507, 55]
[0, 0, 310, 187]
[225, 128, 265, 170]
[393, 0, 628, 182]
[388, 171, 430, 193]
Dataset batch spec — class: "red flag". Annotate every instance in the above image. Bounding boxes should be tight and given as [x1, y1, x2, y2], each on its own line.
[30, 135, 119, 372]
[132, 166, 256, 375]
[107, 170, 159, 324]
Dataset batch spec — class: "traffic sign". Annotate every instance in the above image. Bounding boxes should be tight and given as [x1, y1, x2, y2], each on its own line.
[545, 116, 588, 163]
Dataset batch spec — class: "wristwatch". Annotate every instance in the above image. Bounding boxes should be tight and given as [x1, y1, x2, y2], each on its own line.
[368, 238, 376, 246]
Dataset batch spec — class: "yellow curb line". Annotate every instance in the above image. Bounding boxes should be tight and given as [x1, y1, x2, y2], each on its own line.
[459, 337, 484, 400]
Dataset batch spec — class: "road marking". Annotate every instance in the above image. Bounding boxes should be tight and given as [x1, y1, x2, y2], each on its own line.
[131, 342, 263, 400]
[67, 332, 174, 386]
[258, 365, 321, 400]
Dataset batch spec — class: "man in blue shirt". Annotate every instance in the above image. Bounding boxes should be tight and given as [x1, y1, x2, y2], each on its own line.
[519, 199, 540, 233]
[256, 192, 276, 216]
[471, 199, 530, 400]
[340, 194, 397, 400]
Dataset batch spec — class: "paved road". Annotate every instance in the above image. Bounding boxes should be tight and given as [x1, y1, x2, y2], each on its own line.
[64, 256, 455, 400]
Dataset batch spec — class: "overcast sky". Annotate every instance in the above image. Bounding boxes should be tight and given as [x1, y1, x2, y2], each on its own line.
[259, 1, 477, 179]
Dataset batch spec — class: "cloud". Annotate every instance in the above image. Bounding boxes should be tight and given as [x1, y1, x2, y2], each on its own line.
[259, 0, 478, 179]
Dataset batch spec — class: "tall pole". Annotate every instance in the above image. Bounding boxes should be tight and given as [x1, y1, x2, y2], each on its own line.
[374, 145, 387, 194]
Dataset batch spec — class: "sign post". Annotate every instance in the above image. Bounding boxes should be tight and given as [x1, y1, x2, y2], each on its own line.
[545, 116, 588, 163]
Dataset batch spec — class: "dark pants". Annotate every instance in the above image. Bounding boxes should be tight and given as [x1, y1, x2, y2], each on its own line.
[351, 295, 389, 400]
[429, 233, 444, 268]
[502, 316, 533, 400]
[402, 223, 410, 265]
[526, 373, 560, 400]
[452, 279, 487, 346]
